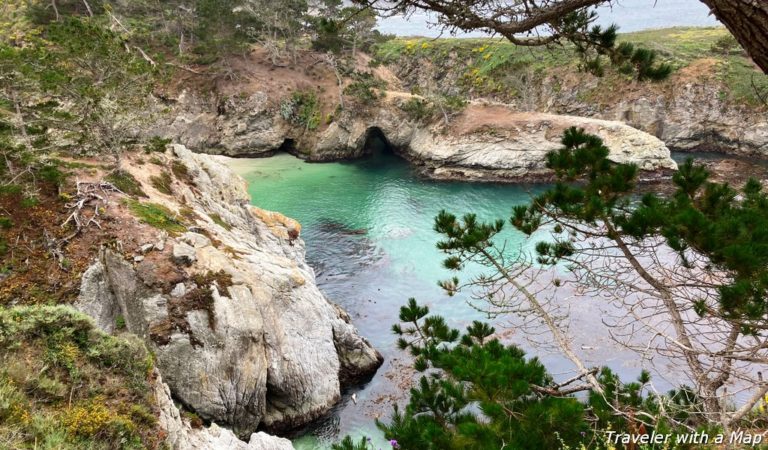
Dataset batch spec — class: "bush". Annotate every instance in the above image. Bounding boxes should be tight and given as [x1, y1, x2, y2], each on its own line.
[711, 34, 743, 55]
[612, 42, 673, 81]
[400, 97, 435, 122]
[150, 170, 173, 195]
[144, 136, 171, 154]
[280, 91, 322, 131]
[344, 71, 387, 105]
[126, 200, 186, 234]
[0, 306, 161, 449]
[105, 170, 146, 197]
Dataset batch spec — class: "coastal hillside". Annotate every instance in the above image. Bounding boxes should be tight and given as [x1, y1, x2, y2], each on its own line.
[2, 1, 768, 449]
[372, 27, 768, 155]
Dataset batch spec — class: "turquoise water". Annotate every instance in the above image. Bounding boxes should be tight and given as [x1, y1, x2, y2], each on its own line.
[229, 151, 684, 448]
[230, 152, 549, 447]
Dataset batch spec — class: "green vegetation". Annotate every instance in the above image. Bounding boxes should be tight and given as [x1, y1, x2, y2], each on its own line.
[144, 137, 172, 154]
[126, 200, 186, 234]
[399, 97, 435, 123]
[280, 90, 322, 131]
[374, 27, 768, 106]
[150, 170, 174, 195]
[344, 71, 387, 105]
[334, 299, 700, 450]
[0, 305, 161, 449]
[105, 170, 147, 197]
[209, 213, 232, 231]
[171, 160, 193, 185]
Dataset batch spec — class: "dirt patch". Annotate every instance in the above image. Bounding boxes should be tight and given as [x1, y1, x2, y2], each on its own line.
[675, 57, 721, 83]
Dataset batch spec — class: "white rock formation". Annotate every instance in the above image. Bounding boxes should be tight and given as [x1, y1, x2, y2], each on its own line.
[76, 145, 382, 440]
[314, 102, 677, 181]
[152, 90, 678, 181]
[155, 371, 295, 450]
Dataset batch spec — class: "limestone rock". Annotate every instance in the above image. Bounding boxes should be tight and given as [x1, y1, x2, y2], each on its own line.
[172, 242, 197, 266]
[76, 145, 383, 439]
[154, 371, 294, 450]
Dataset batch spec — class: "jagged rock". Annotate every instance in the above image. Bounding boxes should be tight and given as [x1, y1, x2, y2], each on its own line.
[172, 242, 197, 266]
[154, 371, 294, 450]
[311, 102, 676, 181]
[387, 54, 768, 156]
[181, 232, 212, 248]
[140, 243, 155, 254]
[170, 283, 187, 298]
[76, 145, 383, 439]
[154, 86, 677, 181]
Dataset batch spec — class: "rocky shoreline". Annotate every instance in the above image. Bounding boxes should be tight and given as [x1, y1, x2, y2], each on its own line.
[72, 145, 383, 448]
[152, 90, 679, 182]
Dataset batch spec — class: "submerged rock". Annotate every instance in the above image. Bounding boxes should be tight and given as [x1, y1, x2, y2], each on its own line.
[75, 145, 383, 440]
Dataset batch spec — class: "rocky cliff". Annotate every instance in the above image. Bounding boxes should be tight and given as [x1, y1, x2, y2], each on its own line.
[383, 48, 768, 157]
[151, 88, 677, 181]
[74, 145, 382, 441]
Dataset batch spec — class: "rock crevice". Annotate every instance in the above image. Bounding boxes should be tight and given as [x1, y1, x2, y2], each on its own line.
[75, 145, 383, 442]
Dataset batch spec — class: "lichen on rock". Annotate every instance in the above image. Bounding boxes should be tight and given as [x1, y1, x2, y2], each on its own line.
[75, 145, 383, 440]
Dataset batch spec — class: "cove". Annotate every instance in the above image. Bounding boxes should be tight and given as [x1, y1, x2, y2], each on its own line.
[227, 150, 682, 448]
[229, 150, 547, 447]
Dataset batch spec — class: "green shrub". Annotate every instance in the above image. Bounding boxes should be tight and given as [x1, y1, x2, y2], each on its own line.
[126, 200, 186, 234]
[344, 71, 387, 105]
[144, 136, 171, 154]
[0, 305, 161, 449]
[710, 34, 742, 55]
[0, 217, 12, 229]
[400, 97, 435, 122]
[280, 91, 322, 130]
[21, 196, 39, 208]
[150, 170, 173, 195]
[105, 170, 146, 197]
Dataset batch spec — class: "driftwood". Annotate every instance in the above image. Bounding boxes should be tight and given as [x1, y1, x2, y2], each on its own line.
[47, 180, 123, 270]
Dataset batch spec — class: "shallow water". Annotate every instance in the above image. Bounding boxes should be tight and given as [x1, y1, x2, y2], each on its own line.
[229, 151, 685, 448]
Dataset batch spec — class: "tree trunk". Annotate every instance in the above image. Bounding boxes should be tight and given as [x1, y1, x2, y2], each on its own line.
[699, 0, 768, 74]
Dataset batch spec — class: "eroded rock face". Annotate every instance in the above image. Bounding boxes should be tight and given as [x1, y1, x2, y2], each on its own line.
[76, 145, 382, 439]
[154, 371, 295, 450]
[387, 54, 768, 157]
[405, 107, 678, 181]
[151, 86, 677, 181]
[309, 101, 676, 181]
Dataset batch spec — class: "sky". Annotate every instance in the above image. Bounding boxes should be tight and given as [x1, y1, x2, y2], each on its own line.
[376, 0, 722, 37]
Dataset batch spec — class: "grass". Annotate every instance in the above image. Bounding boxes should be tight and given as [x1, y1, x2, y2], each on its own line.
[0, 305, 162, 449]
[723, 56, 768, 106]
[374, 27, 768, 107]
[126, 199, 186, 234]
[105, 170, 146, 197]
[149, 170, 173, 195]
[209, 213, 232, 231]
[171, 160, 194, 185]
